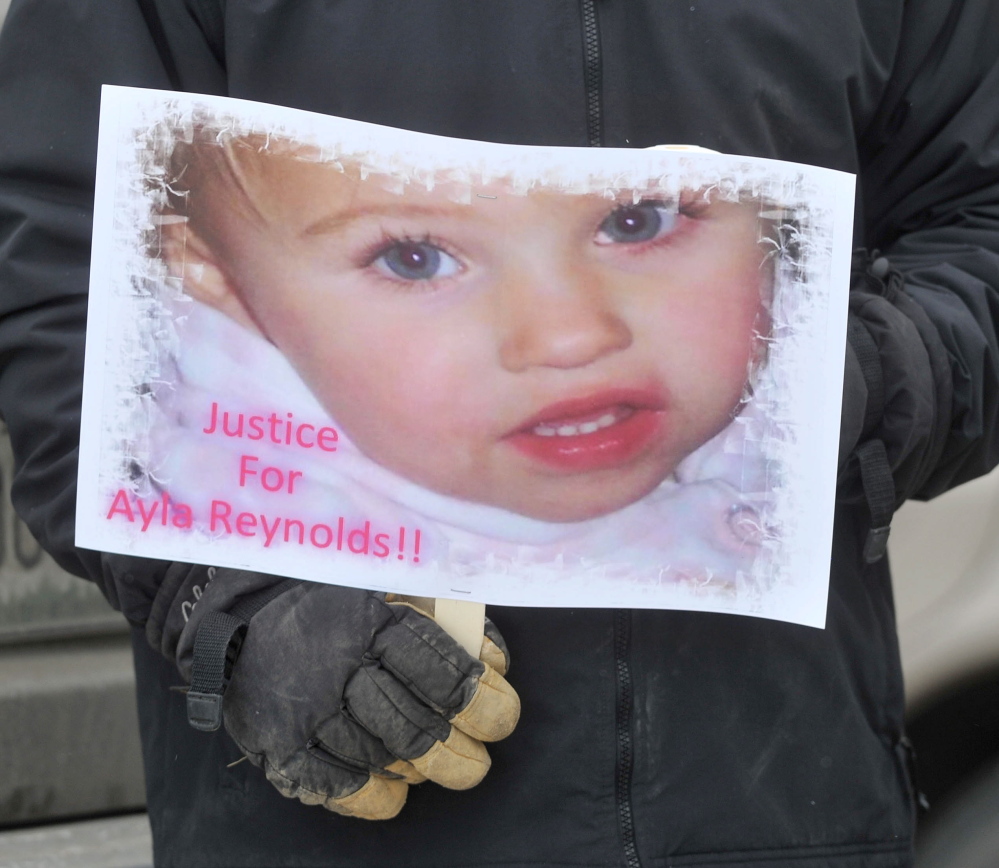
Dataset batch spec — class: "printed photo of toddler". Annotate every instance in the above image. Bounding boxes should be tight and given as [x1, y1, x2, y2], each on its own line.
[166, 134, 771, 511]
[78, 90, 853, 623]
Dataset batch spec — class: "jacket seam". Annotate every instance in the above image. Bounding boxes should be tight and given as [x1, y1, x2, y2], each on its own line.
[657, 838, 911, 866]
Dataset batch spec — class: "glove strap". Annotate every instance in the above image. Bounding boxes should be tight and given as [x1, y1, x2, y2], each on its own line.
[187, 577, 299, 732]
[847, 254, 897, 564]
[857, 439, 895, 564]
[846, 316, 884, 440]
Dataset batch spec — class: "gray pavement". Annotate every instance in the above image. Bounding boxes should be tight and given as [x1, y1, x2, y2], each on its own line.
[0, 814, 152, 868]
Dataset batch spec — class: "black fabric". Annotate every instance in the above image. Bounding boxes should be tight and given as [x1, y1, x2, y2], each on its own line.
[130, 518, 915, 867]
[3, 0, 999, 865]
[848, 310, 885, 439]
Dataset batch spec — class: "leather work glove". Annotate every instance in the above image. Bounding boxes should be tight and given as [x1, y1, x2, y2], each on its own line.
[106, 557, 520, 820]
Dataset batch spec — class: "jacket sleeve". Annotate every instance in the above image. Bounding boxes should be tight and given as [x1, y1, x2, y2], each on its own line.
[853, 0, 999, 503]
[0, 0, 226, 611]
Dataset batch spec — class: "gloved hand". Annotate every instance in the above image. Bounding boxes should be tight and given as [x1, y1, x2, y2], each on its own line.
[106, 556, 520, 820]
[839, 250, 949, 494]
[837, 250, 952, 561]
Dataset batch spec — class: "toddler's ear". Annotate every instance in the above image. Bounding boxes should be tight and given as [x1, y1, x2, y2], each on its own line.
[159, 217, 263, 335]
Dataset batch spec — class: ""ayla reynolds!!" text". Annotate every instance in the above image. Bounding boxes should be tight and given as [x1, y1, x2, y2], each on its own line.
[103, 402, 423, 563]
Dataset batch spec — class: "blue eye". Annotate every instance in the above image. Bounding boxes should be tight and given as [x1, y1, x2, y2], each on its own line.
[596, 202, 679, 244]
[373, 240, 460, 281]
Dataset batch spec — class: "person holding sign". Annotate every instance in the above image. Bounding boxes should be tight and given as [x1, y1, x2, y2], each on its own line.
[1, 2, 998, 868]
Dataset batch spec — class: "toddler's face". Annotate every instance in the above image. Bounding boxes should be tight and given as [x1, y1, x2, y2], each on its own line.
[178, 153, 768, 522]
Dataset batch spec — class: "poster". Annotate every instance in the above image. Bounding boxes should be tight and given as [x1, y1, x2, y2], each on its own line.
[77, 86, 854, 627]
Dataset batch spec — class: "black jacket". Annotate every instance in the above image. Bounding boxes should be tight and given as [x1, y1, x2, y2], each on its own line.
[1, 2, 998, 867]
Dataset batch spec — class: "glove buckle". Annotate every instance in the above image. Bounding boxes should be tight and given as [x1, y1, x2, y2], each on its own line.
[184, 578, 300, 734]
[187, 690, 225, 732]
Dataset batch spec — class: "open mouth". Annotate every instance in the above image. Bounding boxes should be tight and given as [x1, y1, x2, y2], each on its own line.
[531, 405, 636, 438]
[506, 390, 665, 473]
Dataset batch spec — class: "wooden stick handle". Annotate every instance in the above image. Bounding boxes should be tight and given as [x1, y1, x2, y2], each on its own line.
[389, 595, 486, 658]
[433, 598, 486, 658]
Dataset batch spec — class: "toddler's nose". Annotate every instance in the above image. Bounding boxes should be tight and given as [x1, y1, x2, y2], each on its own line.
[498, 272, 632, 372]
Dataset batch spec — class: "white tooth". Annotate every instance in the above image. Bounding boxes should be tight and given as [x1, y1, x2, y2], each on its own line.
[535, 410, 627, 438]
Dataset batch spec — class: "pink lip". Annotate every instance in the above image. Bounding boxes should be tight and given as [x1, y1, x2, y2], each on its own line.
[504, 388, 666, 473]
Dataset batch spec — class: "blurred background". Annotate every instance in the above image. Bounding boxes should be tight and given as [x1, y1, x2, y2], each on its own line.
[0, 0, 997, 864]
[0, 422, 147, 868]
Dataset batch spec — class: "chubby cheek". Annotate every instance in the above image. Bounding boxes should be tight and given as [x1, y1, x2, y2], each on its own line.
[241, 260, 504, 484]
[644, 269, 763, 421]
[706, 293, 764, 382]
[702, 308, 763, 407]
[295, 321, 500, 476]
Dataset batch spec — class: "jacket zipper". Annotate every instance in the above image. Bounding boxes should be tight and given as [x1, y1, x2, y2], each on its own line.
[614, 610, 642, 868]
[579, 0, 603, 147]
[579, 6, 639, 863]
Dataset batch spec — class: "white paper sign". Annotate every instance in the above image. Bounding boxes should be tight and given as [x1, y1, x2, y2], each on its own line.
[77, 85, 855, 627]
